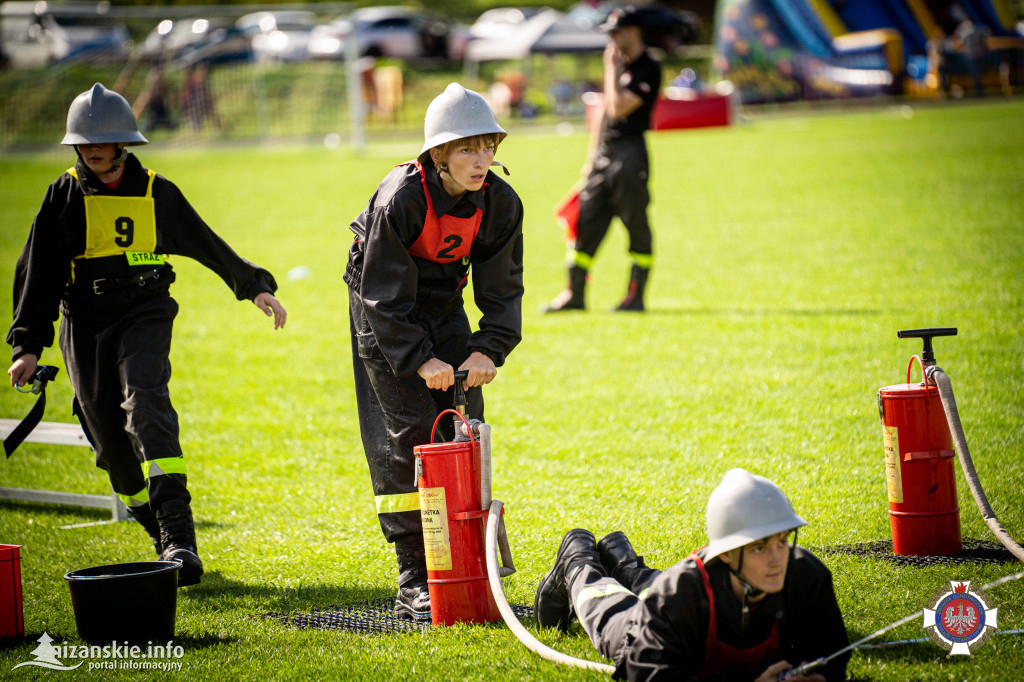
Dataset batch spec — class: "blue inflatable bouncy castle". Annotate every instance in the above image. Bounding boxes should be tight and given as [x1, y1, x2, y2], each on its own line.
[713, 0, 905, 103]
[713, 0, 1023, 103]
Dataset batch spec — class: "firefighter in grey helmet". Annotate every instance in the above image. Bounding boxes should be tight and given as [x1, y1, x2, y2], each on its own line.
[534, 469, 850, 680]
[344, 83, 524, 621]
[7, 83, 287, 587]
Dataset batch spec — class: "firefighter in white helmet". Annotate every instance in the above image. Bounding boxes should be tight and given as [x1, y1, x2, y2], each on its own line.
[534, 469, 850, 680]
[344, 83, 524, 621]
[7, 83, 287, 587]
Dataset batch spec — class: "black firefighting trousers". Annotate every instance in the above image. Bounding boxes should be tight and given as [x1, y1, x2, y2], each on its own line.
[572, 564, 662, 665]
[576, 136, 653, 260]
[349, 287, 483, 544]
[58, 295, 190, 512]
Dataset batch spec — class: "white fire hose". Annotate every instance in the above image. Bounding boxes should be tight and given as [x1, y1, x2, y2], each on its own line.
[925, 365, 1024, 562]
[485, 499, 615, 675]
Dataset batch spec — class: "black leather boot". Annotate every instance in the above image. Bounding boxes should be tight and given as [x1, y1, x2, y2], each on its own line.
[157, 499, 204, 587]
[596, 531, 648, 591]
[614, 264, 649, 312]
[394, 536, 431, 622]
[534, 529, 601, 631]
[127, 505, 163, 557]
[542, 266, 587, 313]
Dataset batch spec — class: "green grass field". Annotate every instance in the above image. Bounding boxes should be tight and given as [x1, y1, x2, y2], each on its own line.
[1, 99, 1022, 680]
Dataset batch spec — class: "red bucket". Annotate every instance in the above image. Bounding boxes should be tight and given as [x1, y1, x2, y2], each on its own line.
[1, 544, 24, 639]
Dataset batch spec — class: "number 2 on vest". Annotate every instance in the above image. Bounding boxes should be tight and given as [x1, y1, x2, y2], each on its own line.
[435, 234, 463, 260]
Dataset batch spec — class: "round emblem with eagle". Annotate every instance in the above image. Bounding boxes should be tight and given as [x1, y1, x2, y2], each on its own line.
[923, 581, 998, 656]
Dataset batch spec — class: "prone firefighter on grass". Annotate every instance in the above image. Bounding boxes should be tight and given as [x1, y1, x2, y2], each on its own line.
[535, 469, 850, 681]
[344, 83, 524, 620]
[6, 83, 287, 586]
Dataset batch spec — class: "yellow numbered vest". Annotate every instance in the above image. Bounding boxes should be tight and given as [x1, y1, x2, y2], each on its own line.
[68, 167, 163, 267]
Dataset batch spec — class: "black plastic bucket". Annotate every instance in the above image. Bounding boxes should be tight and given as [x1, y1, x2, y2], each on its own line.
[64, 561, 179, 645]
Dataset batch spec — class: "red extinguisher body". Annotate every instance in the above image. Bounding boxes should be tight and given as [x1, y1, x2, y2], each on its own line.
[878, 360, 962, 556]
[414, 433, 501, 626]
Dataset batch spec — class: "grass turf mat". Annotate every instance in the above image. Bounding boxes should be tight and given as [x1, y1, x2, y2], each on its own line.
[821, 537, 1019, 566]
[262, 600, 535, 635]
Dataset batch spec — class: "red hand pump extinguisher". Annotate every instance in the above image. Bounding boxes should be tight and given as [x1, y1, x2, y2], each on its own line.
[413, 371, 514, 626]
[877, 328, 962, 556]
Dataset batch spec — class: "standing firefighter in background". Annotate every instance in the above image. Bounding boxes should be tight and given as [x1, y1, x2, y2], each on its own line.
[345, 84, 524, 621]
[535, 469, 850, 681]
[7, 84, 287, 586]
[544, 6, 661, 313]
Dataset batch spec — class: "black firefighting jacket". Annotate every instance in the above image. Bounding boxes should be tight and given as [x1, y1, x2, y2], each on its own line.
[344, 162, 524, 378]
[7, 153, 277, 362]
[617, 547, 850, 681]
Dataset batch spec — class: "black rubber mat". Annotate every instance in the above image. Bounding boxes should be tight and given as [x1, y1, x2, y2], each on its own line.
[264, 598, 534, 634]
[820, 537, 1017, 566]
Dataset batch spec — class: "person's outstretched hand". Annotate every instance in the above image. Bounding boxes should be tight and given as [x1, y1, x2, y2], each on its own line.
[254, 292, 287, 329]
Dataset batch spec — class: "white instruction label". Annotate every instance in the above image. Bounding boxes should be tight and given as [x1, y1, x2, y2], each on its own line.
[419, 487, 452, 571]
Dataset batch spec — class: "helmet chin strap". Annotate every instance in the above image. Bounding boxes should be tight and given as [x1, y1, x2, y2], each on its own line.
[108, 146, 129, 174]
[729, 529, 799, 634]
[434, 161, 454, 185]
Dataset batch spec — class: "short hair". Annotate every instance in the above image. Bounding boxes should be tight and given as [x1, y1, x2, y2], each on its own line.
[431, 133, 503, 169]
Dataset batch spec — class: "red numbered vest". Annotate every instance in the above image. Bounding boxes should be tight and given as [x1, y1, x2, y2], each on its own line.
[691, 552, 781, 678]
[404, 161, 483, 263]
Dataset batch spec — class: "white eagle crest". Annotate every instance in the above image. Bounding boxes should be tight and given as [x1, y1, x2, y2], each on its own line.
[942, 603, 978, 636]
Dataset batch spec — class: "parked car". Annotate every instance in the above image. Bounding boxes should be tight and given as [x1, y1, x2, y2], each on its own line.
[468, 7, 545, 41]
[308, 6, 450, 61]
[0, 0, 128, 68]
[137, 17, 251, 65]
[565, 1, 701, 53]
[237, 10, 316, 62]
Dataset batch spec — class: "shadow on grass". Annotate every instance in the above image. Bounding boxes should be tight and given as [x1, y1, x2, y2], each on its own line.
[0, 630, 232, 651]
[178, 569, 395, 614]
[0, 500, 230, 531]
[0, 499, 112, 523]
[644, 307, 883, 317]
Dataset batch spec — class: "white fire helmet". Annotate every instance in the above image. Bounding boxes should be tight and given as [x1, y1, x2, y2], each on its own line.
[704, 468, 807, 561]
[62, 83, 148, 146]
[418, 83, 506, 165]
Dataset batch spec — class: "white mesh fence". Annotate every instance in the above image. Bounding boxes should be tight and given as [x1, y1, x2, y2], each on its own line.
[0, 2, 369, 152]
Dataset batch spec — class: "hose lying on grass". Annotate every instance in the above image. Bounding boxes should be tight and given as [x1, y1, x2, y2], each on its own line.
[485, 500, 615, 675]
[927, 365, 1024, 563]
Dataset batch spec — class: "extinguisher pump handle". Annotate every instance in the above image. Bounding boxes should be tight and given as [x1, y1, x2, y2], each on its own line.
[897, 327, 957, 363]
[453, 369, 469, 415]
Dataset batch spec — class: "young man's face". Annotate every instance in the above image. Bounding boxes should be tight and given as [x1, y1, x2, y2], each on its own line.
[725, 530, 792, 594]
[436, 138, 495, 195]
[76, 143, 121, 176]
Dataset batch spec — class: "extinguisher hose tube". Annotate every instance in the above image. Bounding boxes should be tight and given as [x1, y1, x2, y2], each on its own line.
[928, 366, 1024, 563]
[485, 500, 615, 675]
[480, 424, 492, 509]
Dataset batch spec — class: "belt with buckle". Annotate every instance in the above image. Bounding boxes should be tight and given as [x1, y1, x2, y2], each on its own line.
[92, 268, 164, 295]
